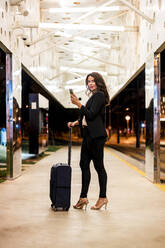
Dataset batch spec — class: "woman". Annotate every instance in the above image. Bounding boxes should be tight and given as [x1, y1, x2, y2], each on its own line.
[67, 72, 110, 210]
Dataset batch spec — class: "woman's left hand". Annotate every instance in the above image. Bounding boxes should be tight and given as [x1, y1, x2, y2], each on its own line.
[70, 94, 82, 109]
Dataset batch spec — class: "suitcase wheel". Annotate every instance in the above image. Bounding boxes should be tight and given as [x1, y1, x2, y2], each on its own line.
[51, 205, 69, 211]
[51, 204, 57, 211]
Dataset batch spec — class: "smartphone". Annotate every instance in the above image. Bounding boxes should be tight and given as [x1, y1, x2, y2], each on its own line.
[69, 89, 74, 95]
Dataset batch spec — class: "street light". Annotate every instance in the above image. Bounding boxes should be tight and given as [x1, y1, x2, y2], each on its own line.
[125, 115, 130, 137]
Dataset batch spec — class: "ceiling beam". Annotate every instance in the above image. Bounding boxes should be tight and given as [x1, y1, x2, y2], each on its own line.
[48, 70, 82, 80]
[39, 23, 126, 31]
[54, 30, 110, 49]
[45, 0, 117, 47]
[97, 10, 129, 24]
[31, 40, 124, 69]
[31, 33, 113, 57]
[40, 0, 153, 24]
[70, 0, 117, 22]
[57, 45, 125, 69]
[40, 0, 117, 12]
[119, 0, 154, 24]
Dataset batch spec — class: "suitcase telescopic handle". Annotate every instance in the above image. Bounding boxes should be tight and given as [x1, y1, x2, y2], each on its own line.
[68, 127, 72, 166]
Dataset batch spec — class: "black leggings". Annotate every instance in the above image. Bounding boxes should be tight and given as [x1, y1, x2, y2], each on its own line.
[79, 131, 107, 198]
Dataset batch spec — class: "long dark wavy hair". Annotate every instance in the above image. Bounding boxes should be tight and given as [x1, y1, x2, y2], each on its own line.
[85, 72, 110, 105]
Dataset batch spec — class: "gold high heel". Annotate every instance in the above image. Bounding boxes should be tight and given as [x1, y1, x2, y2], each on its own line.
[73, 198, 89, 210]
[91, 198, 108, 210]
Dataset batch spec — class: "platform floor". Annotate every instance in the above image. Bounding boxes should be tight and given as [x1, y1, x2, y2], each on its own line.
[0, 146, 165, 248]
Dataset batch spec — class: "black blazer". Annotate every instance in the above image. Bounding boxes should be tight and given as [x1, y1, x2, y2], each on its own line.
[79, 91, 107, 139]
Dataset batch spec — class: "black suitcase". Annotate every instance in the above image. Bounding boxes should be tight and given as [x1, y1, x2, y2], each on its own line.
[50, 128, 72, 211]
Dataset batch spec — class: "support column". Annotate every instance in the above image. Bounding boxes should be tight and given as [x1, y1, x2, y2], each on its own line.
[145, 53, 160, 183]
[116, 98, 120, 144]
[135, 79, 140, 148]
[6, 54, 22, 179]
[117, 112, 120, 144]
[29, 93, 48, 155]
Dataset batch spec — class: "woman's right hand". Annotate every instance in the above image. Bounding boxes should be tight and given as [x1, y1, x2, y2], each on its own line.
[67, 120, 79, 128]
[67, 122, 75, 128]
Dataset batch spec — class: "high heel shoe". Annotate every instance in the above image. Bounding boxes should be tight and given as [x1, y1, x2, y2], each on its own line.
[73, 198, 89, 210]
[91, 198, 108, 210]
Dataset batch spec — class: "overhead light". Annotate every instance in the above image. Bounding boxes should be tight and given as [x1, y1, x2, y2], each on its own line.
[39, 23, 125, 31]
[60, 66, 107, 75]
[49, 8, 89, 13]
[49, 6, 121, 13]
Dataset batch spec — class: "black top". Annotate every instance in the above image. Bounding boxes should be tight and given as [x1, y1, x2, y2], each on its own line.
[79, 91, 107, 139]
